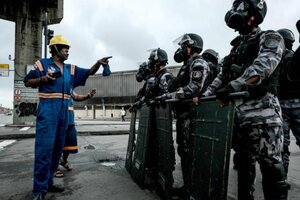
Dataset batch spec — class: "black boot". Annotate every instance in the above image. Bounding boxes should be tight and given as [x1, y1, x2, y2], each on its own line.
[263, 181, 288, 200]
[48, 184, 65, 193]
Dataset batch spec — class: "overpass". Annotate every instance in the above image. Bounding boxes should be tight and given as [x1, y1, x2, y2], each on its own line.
[0, 0, 63, 124]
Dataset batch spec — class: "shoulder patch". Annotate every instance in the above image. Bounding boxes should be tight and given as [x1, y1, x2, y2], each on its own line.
[192, 71, 202, 78]
[263, 33, 282, 49]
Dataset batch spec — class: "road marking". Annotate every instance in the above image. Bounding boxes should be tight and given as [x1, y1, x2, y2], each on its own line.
[19, 127, 30, 131]
[100, 162, 116, 166]
[0, 140, 16, 150]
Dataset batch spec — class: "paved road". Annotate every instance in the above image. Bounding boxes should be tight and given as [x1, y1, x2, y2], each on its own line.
[0, 115, 299, 199]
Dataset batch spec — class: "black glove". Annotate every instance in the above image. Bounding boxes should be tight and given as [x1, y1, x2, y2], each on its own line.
[168, 77, 181, 92]
[216, 85, 235, 103]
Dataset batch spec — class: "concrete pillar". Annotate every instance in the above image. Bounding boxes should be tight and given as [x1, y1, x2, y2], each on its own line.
[102, 99, 106, 117]
[92, 105, 96, 120]
[12, 2, 43, 125]
[0, 0, 63, 124]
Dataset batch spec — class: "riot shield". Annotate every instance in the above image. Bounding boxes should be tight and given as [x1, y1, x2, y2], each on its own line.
[155, 103, 174, 200]
[131, 105, 153, 187]
[190, 100, 235, 200]
[125, 110, 138, 174]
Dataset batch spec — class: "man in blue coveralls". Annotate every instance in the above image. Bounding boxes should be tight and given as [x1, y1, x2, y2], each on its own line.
[55, 88, 97, 177]
[23, 35, 112, 200]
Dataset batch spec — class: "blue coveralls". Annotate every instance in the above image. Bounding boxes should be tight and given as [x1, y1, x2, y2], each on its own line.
[63, 91, 78, 154]
[23, 58, 90, 196]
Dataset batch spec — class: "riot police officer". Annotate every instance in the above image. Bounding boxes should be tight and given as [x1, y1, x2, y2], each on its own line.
[200, 0, 288, 199]
[144, 48, 174, 100]
[168, 33, 210, 197]
[129, 61, 153, 112]
[202, 49, 220, 84]
[277, 28, 300, 176]
[142, 48, 174, 190]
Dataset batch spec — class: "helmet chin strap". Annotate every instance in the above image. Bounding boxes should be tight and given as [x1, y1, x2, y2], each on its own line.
[54, 45, 68, 60]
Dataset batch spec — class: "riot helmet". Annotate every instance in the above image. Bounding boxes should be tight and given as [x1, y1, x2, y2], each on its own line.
[277, 28, 295, 50]
[202, 49, 219, 65]
[225, 0, 267, 35]
[136, 61, 151, 82]
[173, 33, 203, 63]
[148, 48, 168, 71]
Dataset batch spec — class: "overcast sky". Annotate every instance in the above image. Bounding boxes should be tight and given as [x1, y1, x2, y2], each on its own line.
[0, 0, 299, 108]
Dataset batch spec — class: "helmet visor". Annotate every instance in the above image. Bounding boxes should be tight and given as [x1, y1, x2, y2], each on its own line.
[147, 48, 159, 61]
[173, 34, 195, 48]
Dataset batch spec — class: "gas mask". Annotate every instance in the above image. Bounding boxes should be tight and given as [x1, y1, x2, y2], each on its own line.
[136, 62, 151, 82]
[225, 1, 253, 35]
[174, 48, 184, 63]
[148, 59, 157, 73]
[173, 33, 201, 63]
[174, 46, 189, 63]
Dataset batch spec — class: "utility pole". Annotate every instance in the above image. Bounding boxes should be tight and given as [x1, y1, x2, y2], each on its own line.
[44, 8, 48, 58]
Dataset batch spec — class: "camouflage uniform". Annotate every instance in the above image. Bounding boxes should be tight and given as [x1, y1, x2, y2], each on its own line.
[278, 48, 300, 174]
[204, 28, 288, 200]
[169, 53, 210, 190]
[202, 49, 220, 84]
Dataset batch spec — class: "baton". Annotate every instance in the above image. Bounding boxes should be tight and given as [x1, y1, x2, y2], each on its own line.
[165, 91, 249, 103]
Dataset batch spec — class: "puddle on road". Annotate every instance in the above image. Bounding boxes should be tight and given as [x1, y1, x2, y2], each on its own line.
[83, 144, 96, 150]
[81, 143, 124, 169]
[82, 143, 111, 150]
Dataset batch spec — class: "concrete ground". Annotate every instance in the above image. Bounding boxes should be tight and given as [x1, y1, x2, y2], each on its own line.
[0, 115, 300, 200]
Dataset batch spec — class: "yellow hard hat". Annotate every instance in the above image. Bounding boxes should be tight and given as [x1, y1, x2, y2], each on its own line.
[49, 35, 71, 47]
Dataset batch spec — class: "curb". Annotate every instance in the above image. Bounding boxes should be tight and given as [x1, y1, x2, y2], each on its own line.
[0, 130, 130, 140]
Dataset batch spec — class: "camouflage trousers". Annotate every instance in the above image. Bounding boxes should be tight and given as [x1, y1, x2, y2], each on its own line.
[281, 105, 300, 174]
[233, 124, 284, 199]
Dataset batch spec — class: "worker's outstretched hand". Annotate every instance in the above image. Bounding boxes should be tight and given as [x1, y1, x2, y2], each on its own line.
[97, 56, 112, 65]
[89, 88, 97, 97]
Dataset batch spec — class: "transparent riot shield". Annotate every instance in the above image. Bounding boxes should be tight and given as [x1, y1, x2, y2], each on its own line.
[125, 110, 138, 174]
[154, 103, 174, 200]
[131, 105, 153, 187]
[189, 92, 247, 200]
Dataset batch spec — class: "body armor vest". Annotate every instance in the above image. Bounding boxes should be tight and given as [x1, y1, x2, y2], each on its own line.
[278, 49, 300, 99]
[144, 74, 157, 100]
[145, 69, 172, 100]
[222, 32, 280, 99]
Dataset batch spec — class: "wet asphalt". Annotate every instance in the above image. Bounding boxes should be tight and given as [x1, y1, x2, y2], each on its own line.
[0, 115, 299, 200]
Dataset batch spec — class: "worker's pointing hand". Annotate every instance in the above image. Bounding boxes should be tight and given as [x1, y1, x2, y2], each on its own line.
[97, 56, 112, 65]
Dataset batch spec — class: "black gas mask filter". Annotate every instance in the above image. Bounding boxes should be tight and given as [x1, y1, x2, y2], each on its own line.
[225, 1, 253, 34]
[174, 45, 189, 63]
